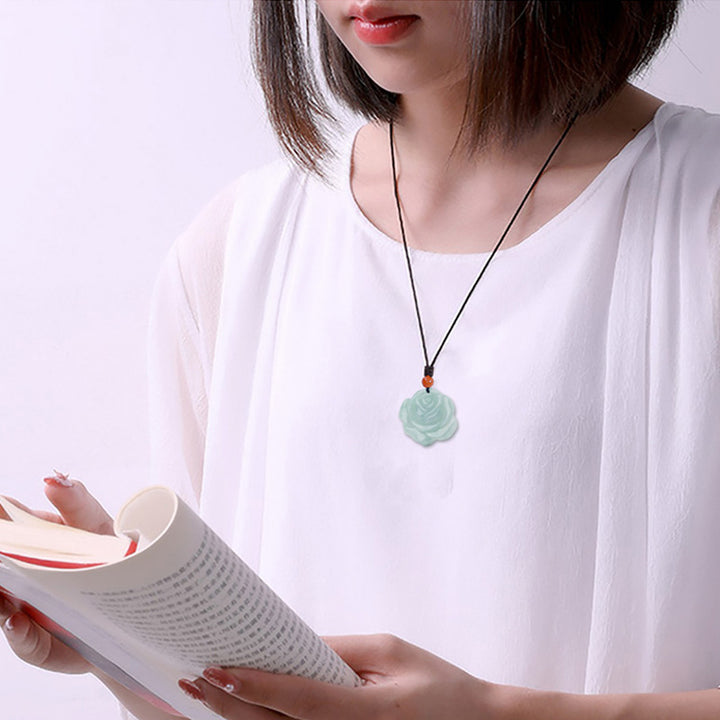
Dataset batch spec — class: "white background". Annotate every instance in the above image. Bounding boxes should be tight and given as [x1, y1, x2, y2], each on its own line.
[0, 1, 719, 717]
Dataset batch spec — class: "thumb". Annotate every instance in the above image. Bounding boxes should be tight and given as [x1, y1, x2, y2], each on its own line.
[323, 634, 414, 676]
[43, 473, 115, 535]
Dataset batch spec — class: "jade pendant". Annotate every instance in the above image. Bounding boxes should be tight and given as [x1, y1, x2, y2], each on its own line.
[399, 388, 458, 446]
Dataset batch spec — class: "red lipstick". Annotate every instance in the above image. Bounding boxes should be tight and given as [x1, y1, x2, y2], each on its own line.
[351, 12, 419, 45]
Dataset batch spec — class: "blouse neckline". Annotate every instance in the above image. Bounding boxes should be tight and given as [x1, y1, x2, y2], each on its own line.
[342, 103, 672, 263]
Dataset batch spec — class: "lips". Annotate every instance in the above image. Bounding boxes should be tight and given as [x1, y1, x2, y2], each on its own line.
[350, 13, 419, 45]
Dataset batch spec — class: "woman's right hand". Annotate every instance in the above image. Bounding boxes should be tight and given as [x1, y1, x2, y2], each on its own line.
[0, 473, 115, 674]
[1, 476, 186, 719]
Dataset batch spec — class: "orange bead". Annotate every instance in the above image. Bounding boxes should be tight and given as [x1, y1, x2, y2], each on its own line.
[422, 375, 434, 388]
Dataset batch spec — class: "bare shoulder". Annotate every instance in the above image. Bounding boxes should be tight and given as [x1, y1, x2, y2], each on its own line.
[559, 84, 663, 172]
[350, 121, 402, 242]
[613, 84, 665, 135]
[351, 121, 390, 188]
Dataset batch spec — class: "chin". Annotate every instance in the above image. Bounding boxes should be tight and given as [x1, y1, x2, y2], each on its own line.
[353, 55, 468, 98]
[318, 1, 468, 97]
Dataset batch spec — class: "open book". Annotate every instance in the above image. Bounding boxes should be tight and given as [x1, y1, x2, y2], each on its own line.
[0, 486, 359, 718]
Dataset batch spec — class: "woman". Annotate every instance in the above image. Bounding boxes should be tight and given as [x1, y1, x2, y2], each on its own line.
[2, 1, 720, 718]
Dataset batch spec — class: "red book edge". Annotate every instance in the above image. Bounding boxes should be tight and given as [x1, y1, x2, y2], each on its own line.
[0, 539, 182, 715]
[0, 538, 138, 569]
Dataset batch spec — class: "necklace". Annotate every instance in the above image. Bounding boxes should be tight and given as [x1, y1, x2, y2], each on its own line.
[392, 116, 577, 446]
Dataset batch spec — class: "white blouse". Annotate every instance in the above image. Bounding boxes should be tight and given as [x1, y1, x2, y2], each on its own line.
[147, 102, 720, 698]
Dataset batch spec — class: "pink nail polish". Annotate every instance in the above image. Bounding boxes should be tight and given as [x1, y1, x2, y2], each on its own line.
[43, 471, 74, 488]
[178, 679, 204, 701]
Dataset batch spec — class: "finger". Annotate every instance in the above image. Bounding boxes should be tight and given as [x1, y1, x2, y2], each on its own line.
[200, 667, 371, 720]
[186, 678, 288, 719]
[0, 592, 18, 623]
[1, 497, 64, 524]
[323, 633, 409, 676]
[43, 476, 114, 535]
[2, 610, 89, 673]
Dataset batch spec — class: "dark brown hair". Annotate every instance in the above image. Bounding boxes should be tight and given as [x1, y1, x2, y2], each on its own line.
[252, 0, 681, 175]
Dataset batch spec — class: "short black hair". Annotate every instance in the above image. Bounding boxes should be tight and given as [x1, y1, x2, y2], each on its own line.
[252, 0, 681, 176]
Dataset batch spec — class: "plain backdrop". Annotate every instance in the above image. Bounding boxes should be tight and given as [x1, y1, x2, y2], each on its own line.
[1, 1, 719, 717]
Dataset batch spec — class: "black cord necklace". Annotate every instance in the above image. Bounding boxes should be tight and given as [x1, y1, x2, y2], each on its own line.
[392, 115, 578, 446]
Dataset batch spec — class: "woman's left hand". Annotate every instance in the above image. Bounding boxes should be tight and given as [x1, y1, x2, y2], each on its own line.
[179, 634, 509, 720]
[180, 634, 720, 720]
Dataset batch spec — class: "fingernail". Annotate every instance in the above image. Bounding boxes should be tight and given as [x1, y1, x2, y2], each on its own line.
[4, 612, 22, 633]
[44, 471, 74, 488]
[178, 679, 205, 701]
[203, 667, 238, 693]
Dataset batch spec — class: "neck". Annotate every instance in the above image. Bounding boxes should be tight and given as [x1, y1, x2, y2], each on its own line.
[392, 81, 571, 188]
[350, 82, 662, 254]
[394, 80, 470, 173]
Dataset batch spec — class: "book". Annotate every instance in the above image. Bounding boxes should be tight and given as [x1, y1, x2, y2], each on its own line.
[0, 497, 137, 568]
[0, 486, 359, 719]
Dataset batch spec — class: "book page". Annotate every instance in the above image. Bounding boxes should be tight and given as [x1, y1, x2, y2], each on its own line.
[1, 487, 359, 716]
[0, 562, 187, 717]
[81, 521, 356, 685]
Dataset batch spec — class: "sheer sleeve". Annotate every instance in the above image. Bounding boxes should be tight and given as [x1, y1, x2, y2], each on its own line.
[146, 182, 237, 510]
[146, 245, 207, 508]
[118, 186, 230, 712]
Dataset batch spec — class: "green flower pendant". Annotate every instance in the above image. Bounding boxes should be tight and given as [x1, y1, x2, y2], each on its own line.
[399, 388, 458, 446]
